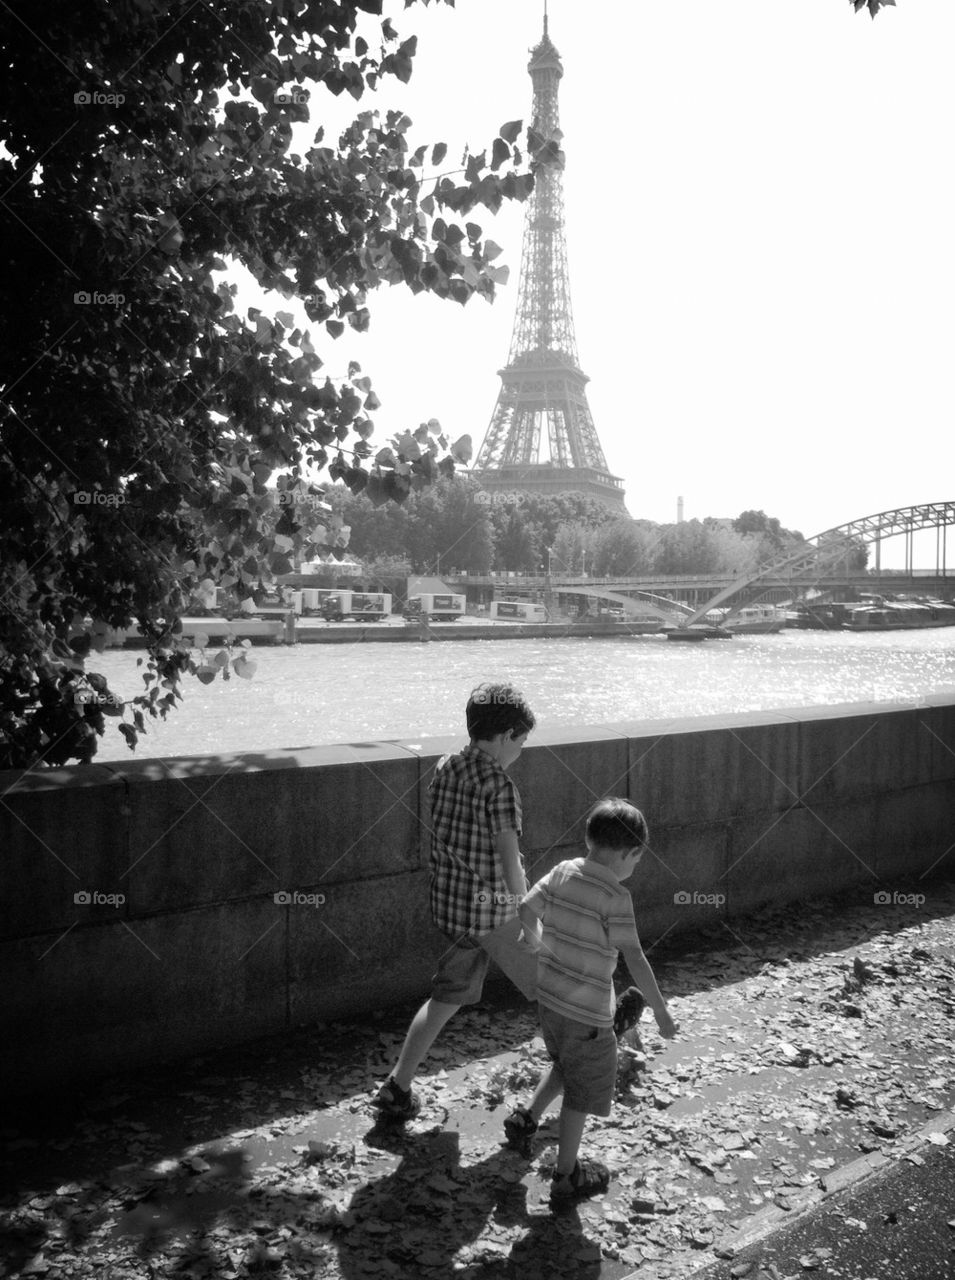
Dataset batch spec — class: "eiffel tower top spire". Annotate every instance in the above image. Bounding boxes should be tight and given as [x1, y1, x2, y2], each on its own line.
[472, 12, 626, 509]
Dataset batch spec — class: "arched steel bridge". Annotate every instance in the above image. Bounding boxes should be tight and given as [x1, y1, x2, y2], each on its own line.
[514, 503, 955, 626]
[682, 501, 955, 626]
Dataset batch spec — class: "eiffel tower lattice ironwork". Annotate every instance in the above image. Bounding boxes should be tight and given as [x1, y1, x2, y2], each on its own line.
[473, 14, 627, 510]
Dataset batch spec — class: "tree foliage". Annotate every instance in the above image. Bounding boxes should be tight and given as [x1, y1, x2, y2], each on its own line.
[0, 0, 543, 768]
[851, 0, 895, 16]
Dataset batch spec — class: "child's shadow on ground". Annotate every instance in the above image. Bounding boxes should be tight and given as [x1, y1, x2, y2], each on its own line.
[334, 1125, 602, 1279]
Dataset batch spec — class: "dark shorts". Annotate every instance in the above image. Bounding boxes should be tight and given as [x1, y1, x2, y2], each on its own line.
[540, 1003, 617, 1117]
[430, 916, 537, 1005]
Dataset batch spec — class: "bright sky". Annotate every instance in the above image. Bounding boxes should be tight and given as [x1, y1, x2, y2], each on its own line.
[272, 0, 955, 569]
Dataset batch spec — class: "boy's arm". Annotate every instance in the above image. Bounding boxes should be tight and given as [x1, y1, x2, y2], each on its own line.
[495, 829, 542, 949]
[619, 939, 678, 1038]
[494, 828, 527, 900]
[517, 876, 544, 951]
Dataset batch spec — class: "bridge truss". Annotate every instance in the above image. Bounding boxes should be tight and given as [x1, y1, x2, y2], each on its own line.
[684, 502, 955, 626]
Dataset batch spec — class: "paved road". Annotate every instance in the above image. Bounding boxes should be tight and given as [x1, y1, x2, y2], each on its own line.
[690, 1140, 955, 1280]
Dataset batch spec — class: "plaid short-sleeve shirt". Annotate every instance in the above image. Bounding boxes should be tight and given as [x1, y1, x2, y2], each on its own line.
[429, 743, 523, 938]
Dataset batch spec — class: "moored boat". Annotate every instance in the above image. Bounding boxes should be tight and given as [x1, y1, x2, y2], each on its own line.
[723, 604, 788, 635]
[665, 625, 732, 642]
[844, 600, 955, 631]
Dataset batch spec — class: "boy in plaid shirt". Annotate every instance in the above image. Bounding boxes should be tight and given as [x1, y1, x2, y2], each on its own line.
[373, 681, 537, 1121]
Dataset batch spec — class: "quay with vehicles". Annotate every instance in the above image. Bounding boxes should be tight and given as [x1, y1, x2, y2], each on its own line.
[106, 593, 955, 648]
[109, 614, 669, 647]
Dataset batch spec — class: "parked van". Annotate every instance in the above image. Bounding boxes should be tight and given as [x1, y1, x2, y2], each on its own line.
[406, 593, 466, 622]
[489, 600, 548, 622]
[297, 587, 336, 615]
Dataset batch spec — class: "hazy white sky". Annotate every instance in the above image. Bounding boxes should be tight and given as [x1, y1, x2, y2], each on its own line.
[278, 0, 955, 569]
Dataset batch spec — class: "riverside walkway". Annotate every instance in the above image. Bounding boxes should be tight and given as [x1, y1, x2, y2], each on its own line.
[2, 877, 954, 1280]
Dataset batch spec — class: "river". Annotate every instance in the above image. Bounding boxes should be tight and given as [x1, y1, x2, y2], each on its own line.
[88, 627, 955, 763]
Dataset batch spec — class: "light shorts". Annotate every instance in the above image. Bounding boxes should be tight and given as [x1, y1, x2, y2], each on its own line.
[430, 915, 537, 1005]
[539, 1003, 617, 1117]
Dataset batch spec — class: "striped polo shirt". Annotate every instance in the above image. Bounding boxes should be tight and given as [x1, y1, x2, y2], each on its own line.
[523, 858, 640, 1027]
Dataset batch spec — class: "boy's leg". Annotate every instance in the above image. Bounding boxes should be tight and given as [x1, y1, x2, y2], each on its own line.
[390, 997, 459, 1091]
[555, 1105, 587, 1177]
[505, 1060, 563, 1148]
[539, 1007, 614, 1200]
[376, 934, 487, 1115]
[477, 915, 537, 1001]
[526, 1061, 563, 1123]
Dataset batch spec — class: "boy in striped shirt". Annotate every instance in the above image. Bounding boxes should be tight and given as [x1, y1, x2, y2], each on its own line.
[513, 797, 677, 1203]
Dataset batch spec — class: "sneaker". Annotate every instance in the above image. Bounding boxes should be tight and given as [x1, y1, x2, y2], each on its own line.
[503, 1105, 538, 1149]
[613, 986, 646, 1039]
[371, 1076, 420, 1122]
[549, 1157, 611, 1204]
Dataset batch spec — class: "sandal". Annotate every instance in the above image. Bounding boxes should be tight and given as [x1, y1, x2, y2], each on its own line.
[503, 1105, 538, 1148]
[550, 1157, 611, 1203]
[371, 1076, 421, 1122]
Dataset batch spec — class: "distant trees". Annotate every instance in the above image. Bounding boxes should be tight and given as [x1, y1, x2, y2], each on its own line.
[495, 510, 539, 573]
[326, 482, 833, 580]
[590, 519, 657, 577]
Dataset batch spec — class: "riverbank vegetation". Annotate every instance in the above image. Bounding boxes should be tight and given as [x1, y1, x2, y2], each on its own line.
[324, 480, 811, 581]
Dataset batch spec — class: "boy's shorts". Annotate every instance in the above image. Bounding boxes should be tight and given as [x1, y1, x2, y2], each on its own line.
[539, 1004, 617, 1117]
[430, 915, 537, 1005]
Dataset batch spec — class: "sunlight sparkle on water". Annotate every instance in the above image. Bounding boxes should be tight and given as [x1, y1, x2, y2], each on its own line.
[89, 629, 955, 763]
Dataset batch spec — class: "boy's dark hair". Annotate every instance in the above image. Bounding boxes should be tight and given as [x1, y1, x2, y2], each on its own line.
[585, 797, 648, 851]
[466, 682, 536, 740]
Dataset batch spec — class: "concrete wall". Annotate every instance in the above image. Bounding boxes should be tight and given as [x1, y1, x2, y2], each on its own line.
[2, 696, 953, 1098]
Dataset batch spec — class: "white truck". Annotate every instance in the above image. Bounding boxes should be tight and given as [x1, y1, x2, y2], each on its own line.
[406, 593, 466, 622]
[489, 600, 548, 622]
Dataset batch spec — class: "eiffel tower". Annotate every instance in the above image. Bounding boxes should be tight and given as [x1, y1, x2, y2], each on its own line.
[473, 13, 627, 511]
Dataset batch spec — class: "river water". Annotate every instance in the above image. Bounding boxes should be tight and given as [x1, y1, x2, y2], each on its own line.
[89, 627, 955, 763]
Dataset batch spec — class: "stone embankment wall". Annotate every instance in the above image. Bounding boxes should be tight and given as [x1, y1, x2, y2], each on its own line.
[3, 697, 953, 1097]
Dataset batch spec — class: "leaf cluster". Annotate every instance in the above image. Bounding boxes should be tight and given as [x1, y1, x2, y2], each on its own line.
[0, 0, 540, 767]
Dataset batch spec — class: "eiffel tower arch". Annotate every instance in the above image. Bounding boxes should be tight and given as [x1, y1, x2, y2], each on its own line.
[473, 15, 627, 512]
